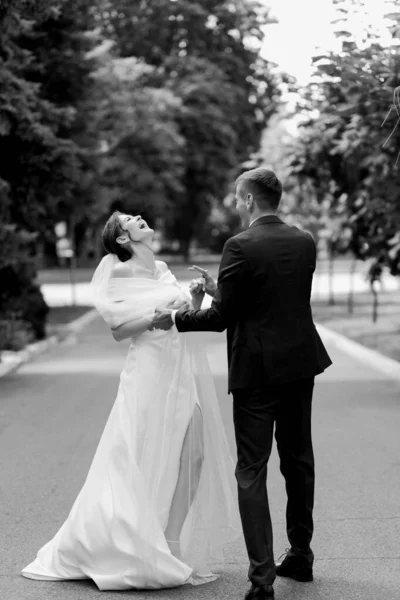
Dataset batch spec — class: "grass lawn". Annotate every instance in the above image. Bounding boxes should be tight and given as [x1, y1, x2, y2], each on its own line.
[47, 306, 93, 338]
[44, 305, 94, 344]
[312, 287, 400, 362]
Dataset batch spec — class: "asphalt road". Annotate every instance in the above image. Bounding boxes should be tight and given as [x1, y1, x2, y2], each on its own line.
[1, 318, 400, 600]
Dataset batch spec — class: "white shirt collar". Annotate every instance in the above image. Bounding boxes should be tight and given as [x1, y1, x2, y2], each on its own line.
[249, 214, 276, 227]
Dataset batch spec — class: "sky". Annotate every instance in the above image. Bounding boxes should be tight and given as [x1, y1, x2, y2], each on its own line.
[261, 0, 394, 84]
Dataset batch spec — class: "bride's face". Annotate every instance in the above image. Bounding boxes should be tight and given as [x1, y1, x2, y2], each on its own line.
[117, 214, 154, 244]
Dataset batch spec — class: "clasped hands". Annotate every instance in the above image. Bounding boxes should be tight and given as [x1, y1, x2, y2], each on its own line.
[149, 265, 216, 331]
[188, 265, 217, 298]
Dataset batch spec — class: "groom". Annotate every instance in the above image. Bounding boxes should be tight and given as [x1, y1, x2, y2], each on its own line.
[152, 168, 332, 599]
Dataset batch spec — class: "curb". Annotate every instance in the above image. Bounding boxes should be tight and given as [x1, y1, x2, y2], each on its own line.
[316, 322, 400, 382]
[0, 308, 98, 380]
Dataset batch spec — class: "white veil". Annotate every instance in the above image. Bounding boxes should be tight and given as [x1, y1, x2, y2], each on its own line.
[90, 253, 181, 330]
[90, 253, 118, 312]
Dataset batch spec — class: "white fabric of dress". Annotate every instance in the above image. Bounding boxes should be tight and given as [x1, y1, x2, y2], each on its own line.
[21, 257, 241, 591]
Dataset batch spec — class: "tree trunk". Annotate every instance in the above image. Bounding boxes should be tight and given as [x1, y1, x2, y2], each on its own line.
[69, 216, 78, 306]
[180, 238, 191, 264]
[371, 282, 379, 323]
[347, 255, 357, 315]
[328, 249, 335, 306]
[42, 240, 59, 268]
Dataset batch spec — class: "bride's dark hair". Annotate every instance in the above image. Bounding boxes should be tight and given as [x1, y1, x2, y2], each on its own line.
[102, 211, 133, 262]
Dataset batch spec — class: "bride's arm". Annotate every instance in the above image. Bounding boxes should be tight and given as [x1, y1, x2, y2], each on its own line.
[111, 299, 191, 342]
[111, 317, 153, 342]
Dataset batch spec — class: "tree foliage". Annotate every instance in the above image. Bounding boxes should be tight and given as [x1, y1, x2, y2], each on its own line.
[94, 0, 280, 257]
[289, 0, 400, 278]
[0, 0, 96, 346]
[0, 0, 280, 350]
[90, 56, 186, 226]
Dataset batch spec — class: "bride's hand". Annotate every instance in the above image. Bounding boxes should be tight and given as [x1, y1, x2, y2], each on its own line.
[165, 298, 191, 311]
[189, 277, 205, 295]
[188, 265, 217, 297]
[189, 277, 205, 309]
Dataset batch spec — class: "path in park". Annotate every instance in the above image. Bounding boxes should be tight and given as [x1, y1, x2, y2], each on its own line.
[1, 317, 400, 600]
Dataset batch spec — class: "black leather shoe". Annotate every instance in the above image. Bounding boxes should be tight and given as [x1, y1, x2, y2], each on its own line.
[244, 583, 274, 599]
[276, 552, 313, 582]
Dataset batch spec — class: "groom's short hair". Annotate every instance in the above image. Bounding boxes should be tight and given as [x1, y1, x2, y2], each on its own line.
[236, 168, 282, 211]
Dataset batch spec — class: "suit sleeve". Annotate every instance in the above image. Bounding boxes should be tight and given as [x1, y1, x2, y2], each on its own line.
[175, 237, 247, 333]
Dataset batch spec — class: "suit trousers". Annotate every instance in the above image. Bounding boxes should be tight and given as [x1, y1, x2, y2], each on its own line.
[232, 377, 315, 585]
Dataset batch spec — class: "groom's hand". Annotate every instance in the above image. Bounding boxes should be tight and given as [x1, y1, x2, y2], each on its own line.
[150, 309, 174, 331]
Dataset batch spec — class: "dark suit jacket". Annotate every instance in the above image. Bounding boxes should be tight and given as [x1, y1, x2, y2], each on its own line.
[175, 215, 332, 392]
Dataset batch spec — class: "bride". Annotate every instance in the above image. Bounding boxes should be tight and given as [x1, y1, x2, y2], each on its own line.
[21, 211, 241, 591]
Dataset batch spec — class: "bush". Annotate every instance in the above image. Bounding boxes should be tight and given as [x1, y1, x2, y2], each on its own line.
[1, 284, 49, 341]
[0, 224, 49, 352]
[0, 318, 35, 352]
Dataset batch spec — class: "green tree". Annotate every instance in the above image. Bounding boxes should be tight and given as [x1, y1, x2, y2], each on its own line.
[0, 0, 90, 347]
[89, 56, 186, 236]
[323, 2, 399, 266]
[16, 0, 102, 263]
[159, 55, 242, 257]
[95, 0, 280, 258]
[288, 0, 400, 320]
[98, 0, 278, 153]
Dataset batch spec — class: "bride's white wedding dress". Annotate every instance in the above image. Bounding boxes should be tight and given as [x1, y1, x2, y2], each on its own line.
[21, 259, 241, 591]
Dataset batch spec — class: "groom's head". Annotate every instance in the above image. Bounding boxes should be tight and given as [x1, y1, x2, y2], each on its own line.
[235, 168, 282, 227]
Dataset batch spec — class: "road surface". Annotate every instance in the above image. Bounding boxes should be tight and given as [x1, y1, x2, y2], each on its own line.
[0, 317, 399, 599]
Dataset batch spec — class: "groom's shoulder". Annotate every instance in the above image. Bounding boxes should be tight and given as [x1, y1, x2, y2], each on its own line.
[230, 230, 251, 244]
[289, 223, 316, 244]
[227, 224, 315, 250]
[222, 231, 248, 252]
[227, 229, 255, 248]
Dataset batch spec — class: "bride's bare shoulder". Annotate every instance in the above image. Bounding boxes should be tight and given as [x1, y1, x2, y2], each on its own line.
[156, 260, 169, 274]
[111, 262, 133, 279]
